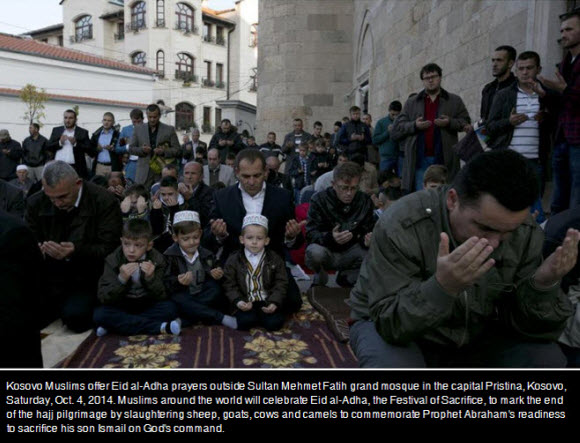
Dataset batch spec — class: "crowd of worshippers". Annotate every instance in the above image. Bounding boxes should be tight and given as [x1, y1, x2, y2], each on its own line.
[1, 10, 580, 368]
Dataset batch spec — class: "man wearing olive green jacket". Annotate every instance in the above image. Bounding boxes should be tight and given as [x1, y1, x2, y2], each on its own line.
[348, 150, 578, 368]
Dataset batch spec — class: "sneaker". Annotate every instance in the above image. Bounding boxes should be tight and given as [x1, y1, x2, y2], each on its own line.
[169, 318, 182, 335]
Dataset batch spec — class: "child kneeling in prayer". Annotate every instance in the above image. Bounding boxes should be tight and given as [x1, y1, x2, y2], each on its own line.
[223, 214, 288, 331]
[164, 210, 237, 329]
[93, 219, 181, 336]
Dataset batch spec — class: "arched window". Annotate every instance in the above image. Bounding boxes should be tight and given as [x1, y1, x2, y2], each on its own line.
[175, 102, 195, 130]
[75, 15, 93, 42]
[131, 51, 146, 67]
[156, 0, 165, 27]
[175, 52, 195, 82]
[156, 50, 165, 76]
[131, 1, 146, 30]
[176, 3, 195, 32]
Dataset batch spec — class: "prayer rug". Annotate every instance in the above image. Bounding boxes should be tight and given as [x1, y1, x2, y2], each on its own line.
[58, 295, 358, 368]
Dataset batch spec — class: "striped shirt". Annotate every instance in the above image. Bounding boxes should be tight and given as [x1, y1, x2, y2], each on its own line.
[508, 87, 540, 159]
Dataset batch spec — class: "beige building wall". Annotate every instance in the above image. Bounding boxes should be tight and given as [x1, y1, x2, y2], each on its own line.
[63, 0, 114, 56]
[256, 0, 354, 142]
[257, 0, 569, 138]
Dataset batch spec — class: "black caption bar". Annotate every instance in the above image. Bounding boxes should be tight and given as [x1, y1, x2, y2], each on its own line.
[1, 370, 579, 437]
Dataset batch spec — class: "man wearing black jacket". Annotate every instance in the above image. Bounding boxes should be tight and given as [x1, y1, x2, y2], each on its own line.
[47, 109, 94, 179]
[480, 45, 517, 122]
[306, 161, 375, 287]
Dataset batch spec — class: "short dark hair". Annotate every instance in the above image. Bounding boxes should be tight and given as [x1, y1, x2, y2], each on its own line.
[235, 148, 265, 170]
[334, 121, 342, 127]
[160, 175, 178, 190]
[64, 109, 77, 118]
[349, 153, 365, 167]
[107, 171, 126, 187]
[452, 150, 538, 211]
[146, 104, 161, 114]
[349, 106, 361, 114]
[124, 183, 150, 201]
[560, 8, 580, 21]
[333, 161, 362, 182]
[384, 186, 402, 202]
[293, 118, 303, 124]
[122, 219, 153, 241]
[221, 119, 231, 125]
[226, 152, 236, 161]
[389, 100, 402, 112]
[90, 174, 108, 188]
[517, 51, 541, 68]
[423, 164, 448, 185]
[103, 112, 115, 122]
[420, 63, 442, 79]
[31, 123, 40, 130]
[211, 181, 226, 190]
[314, 121, 323, 128]
[130, 108, 144, 120]
[495, 45, 517, 62]
[267, 131, 276, 137]
[162, 163, 179, 175]
[173, 220, 201, 236]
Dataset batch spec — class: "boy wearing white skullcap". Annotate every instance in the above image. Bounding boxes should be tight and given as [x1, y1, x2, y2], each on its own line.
[163, 210, 237, 329]
[222, 214, 288, 331]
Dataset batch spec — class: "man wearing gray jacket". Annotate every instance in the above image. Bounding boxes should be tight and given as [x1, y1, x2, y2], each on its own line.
[391, 63, 471, 193]
[130, 104, 180, 187]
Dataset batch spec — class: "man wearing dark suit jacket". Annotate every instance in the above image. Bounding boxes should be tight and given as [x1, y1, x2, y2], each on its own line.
[47, 109, 94, 179]
[206, 149, 304, 313]
[129, 104, 181, 187]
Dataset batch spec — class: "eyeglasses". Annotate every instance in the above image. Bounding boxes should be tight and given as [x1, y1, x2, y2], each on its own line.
[336, 184, 359, 193]
[422, 74, 440, 81]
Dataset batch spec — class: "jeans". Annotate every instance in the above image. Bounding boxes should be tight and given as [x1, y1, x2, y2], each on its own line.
[349, 320, 567, 368]
[551, 141, 580, 215]
[414, 156, 436, 191]
[379, 157, 398, 174]
[528, 159, 545, 224]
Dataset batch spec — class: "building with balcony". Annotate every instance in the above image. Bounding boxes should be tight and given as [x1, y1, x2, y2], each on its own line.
[27, 0, 258, 140]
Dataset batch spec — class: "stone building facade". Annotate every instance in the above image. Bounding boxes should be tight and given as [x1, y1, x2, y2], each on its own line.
[257, 0, 573, 142]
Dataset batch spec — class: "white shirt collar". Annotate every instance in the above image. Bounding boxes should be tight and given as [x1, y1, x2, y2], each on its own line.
[74, 184, 83, 208]
[239, 182, 266, 215]
[180, 247, 199, 264]
[244, 248, 265, 268]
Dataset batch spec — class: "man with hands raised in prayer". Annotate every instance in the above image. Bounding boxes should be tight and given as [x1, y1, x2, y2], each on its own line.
[348, 150, 578, 368]
[206, 149, 304, 312]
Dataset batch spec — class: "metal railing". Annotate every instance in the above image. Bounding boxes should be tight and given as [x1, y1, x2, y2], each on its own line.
[175, 70, 198, 83]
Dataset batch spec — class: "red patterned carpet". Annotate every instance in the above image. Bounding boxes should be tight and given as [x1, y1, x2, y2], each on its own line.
[59, 295, 358, 368]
